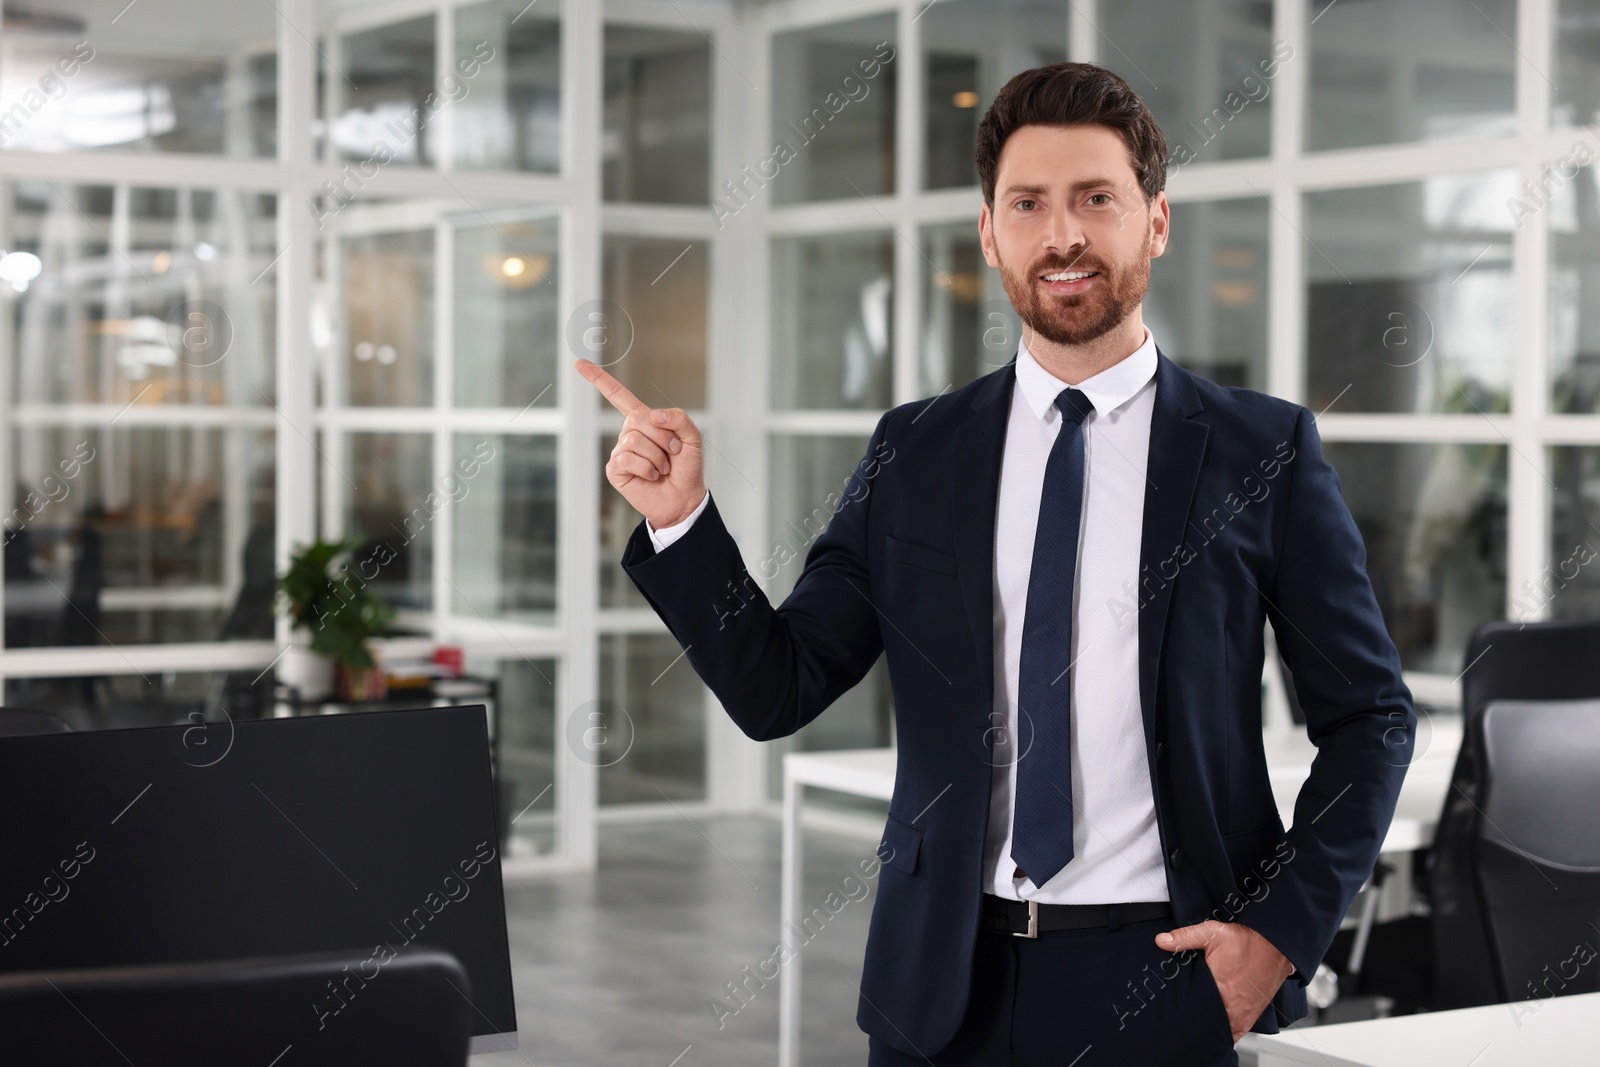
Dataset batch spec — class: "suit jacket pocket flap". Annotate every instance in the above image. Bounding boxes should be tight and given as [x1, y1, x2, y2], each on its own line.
[884, 534, 958, 576]
[877, 812, 923, 875]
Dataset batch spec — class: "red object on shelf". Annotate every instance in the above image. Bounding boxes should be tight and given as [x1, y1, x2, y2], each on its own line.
[432, 644, 464, 678]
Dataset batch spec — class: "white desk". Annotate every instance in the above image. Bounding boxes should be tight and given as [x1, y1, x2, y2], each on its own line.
[1264, 718, 1462, 855]
[779, 750, 895, 1067]
[778, 720, 1461, 1067]
[1256, 991, 1600, 1067]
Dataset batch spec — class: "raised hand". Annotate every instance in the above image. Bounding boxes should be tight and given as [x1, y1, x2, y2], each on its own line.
[574, 358, 706, 531]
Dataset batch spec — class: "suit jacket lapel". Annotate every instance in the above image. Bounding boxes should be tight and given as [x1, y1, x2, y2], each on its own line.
[1137, 349, 1209, 749]
[952, 359, 1016, 712]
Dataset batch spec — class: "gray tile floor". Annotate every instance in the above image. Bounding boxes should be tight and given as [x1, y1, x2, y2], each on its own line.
[473, 816, 1262, 1067]
[475, 816, 880, 1067]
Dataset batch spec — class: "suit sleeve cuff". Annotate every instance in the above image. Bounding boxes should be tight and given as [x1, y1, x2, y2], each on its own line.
[1234, 879, 1322, 987]
[646, 489, 710, 553]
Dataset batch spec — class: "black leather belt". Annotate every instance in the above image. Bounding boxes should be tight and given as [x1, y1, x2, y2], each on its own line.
[981, 893, 1172, 938]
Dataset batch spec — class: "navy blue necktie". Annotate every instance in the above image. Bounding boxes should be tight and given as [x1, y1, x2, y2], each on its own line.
[1011, 386, 1093, 886]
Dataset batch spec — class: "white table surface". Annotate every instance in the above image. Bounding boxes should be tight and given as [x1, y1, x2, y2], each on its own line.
[777, 718, 1463, 1067]
[784, 748, 896, 798]
[1256, 991, 1600, 1067]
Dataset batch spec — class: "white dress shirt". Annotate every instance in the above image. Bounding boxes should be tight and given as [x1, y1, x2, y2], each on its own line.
[985, 329, 1166, 904]
[647, 330, 1167, 904]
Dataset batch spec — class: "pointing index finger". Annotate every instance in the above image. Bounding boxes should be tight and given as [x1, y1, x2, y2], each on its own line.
[574, 358, 647, 417]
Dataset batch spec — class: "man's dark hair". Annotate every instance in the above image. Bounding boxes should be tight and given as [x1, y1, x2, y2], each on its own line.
[975, 62, 1168, 208]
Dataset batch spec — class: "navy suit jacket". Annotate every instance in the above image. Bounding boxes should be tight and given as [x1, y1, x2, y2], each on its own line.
[621, 348, 1415, 1057]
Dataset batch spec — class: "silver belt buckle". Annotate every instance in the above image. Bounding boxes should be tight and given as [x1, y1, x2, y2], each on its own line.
[1014, 899, 1038, 938]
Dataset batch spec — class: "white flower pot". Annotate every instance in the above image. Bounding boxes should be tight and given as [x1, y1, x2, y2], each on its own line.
[279, 642, 334, 702]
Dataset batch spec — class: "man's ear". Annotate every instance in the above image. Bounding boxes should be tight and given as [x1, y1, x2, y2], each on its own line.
[1148, 190, 1171, 260]
[978, 201, 1001, 269]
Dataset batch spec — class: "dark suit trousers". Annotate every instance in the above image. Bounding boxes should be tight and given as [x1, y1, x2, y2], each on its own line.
[866, 914, 1241, 1067]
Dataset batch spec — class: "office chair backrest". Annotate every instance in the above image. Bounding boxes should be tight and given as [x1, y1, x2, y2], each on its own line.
[1459, 618, 1600, 719]
[1473, 698, 1600, 1004]
[0, 706, 71, 737]
[1430, 617, 1600, 1008]
[0, 947, 475, 1066]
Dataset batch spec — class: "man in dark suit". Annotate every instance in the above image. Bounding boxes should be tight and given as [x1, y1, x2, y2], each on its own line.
[576, 61, 1413, 1067]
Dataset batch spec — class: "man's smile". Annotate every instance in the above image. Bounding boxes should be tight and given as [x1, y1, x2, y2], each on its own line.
[1039, 268, 1100, 295]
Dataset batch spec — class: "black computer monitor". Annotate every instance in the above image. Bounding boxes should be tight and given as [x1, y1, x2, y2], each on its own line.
[0, 704, 517, 1054]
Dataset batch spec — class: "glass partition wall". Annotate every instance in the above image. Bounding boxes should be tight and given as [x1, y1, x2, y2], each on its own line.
[1, 0, 1596, 869]
[0, 0, 726, 875]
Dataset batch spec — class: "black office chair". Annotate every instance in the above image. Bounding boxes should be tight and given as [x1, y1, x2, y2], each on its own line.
[0, 947, 475, 1066]
[1460, 698, 1600, 1002]
[1429, 617, 1600, 1008]
[0, 706, 72, 738]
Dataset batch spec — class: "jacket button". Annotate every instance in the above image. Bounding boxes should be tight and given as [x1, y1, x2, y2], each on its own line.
[1169, 848, 1182, 868]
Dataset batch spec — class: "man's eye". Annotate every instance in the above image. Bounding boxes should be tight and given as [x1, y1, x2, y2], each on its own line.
[1088, 194, 1112, 206]
[1017, 199, 1037, 211]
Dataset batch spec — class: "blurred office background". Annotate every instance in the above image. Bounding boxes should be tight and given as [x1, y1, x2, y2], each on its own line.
[0, 0, 1598, 1062]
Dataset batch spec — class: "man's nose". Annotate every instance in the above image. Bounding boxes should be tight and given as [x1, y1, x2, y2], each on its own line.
[1040, 206, 1090, 260]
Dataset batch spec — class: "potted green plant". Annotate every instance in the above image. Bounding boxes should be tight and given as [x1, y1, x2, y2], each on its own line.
[276, 537, 397, 701]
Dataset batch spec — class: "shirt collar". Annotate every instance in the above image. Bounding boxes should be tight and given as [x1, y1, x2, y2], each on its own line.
[1015, 327, 1158, 423]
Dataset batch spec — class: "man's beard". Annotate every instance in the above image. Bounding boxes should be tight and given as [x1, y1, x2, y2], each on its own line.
[996, 236, 1151, 348]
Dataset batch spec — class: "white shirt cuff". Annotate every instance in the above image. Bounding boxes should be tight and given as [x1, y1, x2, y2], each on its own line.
[646, 490, 710, 553]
